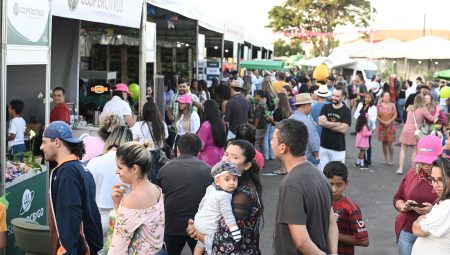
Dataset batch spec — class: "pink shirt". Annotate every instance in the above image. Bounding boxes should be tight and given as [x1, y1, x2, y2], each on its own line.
[355, 125, 372, 149]
[197, 121, 225, 167]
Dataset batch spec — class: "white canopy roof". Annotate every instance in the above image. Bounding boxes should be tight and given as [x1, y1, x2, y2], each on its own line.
[350, 39, 406, 58]
[403, 35, 450, 59]
[329, 40, 371, 58]
[297, 56, 355, 68]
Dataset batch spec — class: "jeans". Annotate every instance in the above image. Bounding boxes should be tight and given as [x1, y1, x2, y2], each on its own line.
[397, 98, 406, 122]
[8, 143, 26, 161]
[365, 136, 372, 164]
[263, 124, 275, 160]
[149, 150, 160, 184]
[397, 230, 417, 255]
[307, 154, 320, 166]
[164, 235, 197, 255]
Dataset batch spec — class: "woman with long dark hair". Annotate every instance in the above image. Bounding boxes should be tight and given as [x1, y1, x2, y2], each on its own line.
[197, 100, 227, 166]
[187, 139, 263, 254]
[131, 101, 168, 182]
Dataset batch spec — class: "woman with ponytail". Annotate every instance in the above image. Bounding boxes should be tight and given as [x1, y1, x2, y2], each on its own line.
[187, 139, 263, 254]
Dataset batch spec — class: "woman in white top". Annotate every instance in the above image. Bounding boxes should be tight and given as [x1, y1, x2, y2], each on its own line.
[354, 94, 377, 165]
[131, 101, 168, 183]
[175, 94, 200, 135]
[100, 83, 135, 127]
[412, 157, 450, 255]
[86, 126, 133, 241]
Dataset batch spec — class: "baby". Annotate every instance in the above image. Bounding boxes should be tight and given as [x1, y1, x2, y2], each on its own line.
[194, 161, 242, 255]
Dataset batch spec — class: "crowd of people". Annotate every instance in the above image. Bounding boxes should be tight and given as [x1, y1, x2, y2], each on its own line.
[5, 66, 449, 255]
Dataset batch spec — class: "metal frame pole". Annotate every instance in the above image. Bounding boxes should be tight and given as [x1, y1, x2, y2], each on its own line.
[1, 0, 7, 198]
[139, 1, 147, 116]
[195, 21, 199, 80]
[220, 34, 224, 80]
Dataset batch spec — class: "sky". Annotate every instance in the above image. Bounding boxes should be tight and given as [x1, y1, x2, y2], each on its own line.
[215, 0, 450, 40]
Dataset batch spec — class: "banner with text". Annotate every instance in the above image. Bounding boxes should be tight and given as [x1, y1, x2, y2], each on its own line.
[52, 0, 142, 29]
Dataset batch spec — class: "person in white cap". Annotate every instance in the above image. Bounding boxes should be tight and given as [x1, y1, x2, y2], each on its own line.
[311, 85, 332, 137]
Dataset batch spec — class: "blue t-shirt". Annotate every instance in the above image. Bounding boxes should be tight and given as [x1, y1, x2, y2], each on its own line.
[311, 101, 330, 137]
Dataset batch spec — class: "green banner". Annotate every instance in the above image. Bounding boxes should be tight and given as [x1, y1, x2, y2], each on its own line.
[5, 171, 48, 255]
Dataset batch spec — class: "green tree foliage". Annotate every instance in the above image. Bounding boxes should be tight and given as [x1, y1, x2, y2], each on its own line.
[268, 0, 372, 57]
[274, 38, 304, 57]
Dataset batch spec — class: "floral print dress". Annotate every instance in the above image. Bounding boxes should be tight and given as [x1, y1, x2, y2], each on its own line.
[210, 179, 262, 255]
[106, 188, 165, 255]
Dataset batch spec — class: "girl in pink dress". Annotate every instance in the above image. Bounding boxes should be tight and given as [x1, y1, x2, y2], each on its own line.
[197, 100, 227, 166]
[355, 113, 373, 170]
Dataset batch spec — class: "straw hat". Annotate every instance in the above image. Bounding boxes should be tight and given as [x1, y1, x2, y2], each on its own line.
[293, 93, 313, 105]
[314, 85, 332, 98]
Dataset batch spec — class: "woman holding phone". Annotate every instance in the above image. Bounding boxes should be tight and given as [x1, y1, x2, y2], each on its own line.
[393, 135, 442, 255]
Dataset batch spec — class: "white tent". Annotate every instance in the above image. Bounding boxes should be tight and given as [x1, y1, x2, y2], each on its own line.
[350, 39, 406, 58]
[297, 56, 356, 68]
[403, 35, 450, 59]
[328, 40, 370, 58]
[371, 35, 450, 59]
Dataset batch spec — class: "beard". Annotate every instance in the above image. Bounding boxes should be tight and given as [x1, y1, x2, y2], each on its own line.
[332, 99, 341, 105]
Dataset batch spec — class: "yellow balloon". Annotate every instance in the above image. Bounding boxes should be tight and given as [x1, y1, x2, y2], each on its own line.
[440, 86, 450, 99]
[128, 83, 140, 101]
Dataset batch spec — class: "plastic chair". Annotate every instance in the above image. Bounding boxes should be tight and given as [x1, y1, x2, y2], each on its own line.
[11, 218, 51, 255]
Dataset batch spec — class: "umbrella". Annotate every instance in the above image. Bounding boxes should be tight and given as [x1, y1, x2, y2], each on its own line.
[434, 69, 450, 80]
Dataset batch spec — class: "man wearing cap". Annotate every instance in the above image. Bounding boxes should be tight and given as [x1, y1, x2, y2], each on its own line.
[50, 87, 71, 124]
[168, 77, 203, 122]
[157, 134, 211, 254]
[40, 121, 103, 254]
[228, 70, 244, 85]
[225, 80, 253, 139]
[311, 85, 331, 137]
[100, 83, 136, 127]
[318, 87, 352, 171]
[289, 93, 321, 166]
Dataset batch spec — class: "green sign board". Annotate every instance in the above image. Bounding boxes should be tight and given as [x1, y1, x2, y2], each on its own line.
[5, 171, 48, 255]
[6, 0, 50, 46]
[206, 60, 221, 81]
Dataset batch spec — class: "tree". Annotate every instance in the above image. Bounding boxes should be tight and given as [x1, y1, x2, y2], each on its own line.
[274, 38, 304, 57]
[268, 0, 372, 57]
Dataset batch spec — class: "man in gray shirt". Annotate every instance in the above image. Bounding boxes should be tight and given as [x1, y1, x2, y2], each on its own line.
[289, 93, 320, 166]
[272, 119, 338, 255]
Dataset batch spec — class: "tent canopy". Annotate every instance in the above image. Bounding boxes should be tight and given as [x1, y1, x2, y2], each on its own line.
[329, 40, 370, 58]
[350, 39, 406, 58]
[285, 54, 304, 66]
[434, 69, 450, 80]
[240, 60, 284, 70]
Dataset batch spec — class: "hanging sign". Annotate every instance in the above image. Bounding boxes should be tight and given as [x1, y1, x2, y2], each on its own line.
[146, 22, 156, 63]
[6, 0, 50, 46]
[52, 0, 142, 29]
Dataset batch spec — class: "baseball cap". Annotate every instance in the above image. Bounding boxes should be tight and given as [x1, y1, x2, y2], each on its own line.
[415, 135, 443, 164]
[176, 94, 192, 104]
[211, 161, 241, 179]
[43, 121, 82, 144]
[114, 83, 131, 95]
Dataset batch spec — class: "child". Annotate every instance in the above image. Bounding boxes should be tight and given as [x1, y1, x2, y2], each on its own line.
[355, 113, 372, 170]
[323, 161, 369, 255]
[194, 161, 242, 255]
[431, 119, 446, 144]
[253, 90, 269, 157]
[7, 100, 26, 161]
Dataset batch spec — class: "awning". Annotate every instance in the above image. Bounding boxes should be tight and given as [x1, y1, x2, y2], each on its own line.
[434, 69, 450, 80]
[240, 60, 284, 70]
[52, 0, 142, 28]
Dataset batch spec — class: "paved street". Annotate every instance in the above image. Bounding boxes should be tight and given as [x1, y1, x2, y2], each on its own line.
[184, 126, 411, 254]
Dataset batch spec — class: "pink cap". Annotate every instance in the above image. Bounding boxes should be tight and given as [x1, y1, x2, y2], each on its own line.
[114, 83, 131, 95]
[415, 135, 443, 164]
[176, 94, 192, 104]
[79, 134, 105, 163]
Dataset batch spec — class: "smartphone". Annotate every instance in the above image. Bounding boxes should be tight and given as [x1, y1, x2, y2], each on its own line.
[409, 201, 425, 208]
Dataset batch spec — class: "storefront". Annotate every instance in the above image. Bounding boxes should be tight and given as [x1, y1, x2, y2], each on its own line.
[1, 0, 51, 254]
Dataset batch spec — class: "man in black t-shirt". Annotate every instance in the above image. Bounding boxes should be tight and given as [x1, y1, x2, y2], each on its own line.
[272, 119, 338, 255]
[157, 134, 212, 254]
[318, 87, 352, 171]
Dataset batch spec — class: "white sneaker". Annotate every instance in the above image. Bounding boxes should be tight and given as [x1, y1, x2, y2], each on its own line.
[396, 168, 403, 174]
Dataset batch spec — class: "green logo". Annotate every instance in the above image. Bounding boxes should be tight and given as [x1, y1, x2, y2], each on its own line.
[68, 0, 79, 11]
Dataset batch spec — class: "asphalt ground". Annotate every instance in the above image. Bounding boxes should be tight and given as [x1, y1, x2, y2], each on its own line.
[182, 126, 410, 254]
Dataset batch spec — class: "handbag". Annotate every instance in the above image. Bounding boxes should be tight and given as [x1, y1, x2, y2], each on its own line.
[413, 111, 432, 140]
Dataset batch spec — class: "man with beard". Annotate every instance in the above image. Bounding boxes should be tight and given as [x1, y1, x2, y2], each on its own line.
[318, 87, 352, 171]
[168, 77, 203, 121]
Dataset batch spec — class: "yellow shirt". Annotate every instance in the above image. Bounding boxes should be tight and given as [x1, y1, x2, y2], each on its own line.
[272, 81, 287, 93]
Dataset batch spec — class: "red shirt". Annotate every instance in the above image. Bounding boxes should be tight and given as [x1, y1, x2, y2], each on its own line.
[50, 103, 70, 124]
[255, 149, 264, 171]
[393, 168, 438, 240]
[333, 196, 369, 255]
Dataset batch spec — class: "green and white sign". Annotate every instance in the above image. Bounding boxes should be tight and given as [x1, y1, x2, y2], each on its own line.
[5, 171, 48, 255]
[6, 0, 50, 46]
[206, 60, 220, 81]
